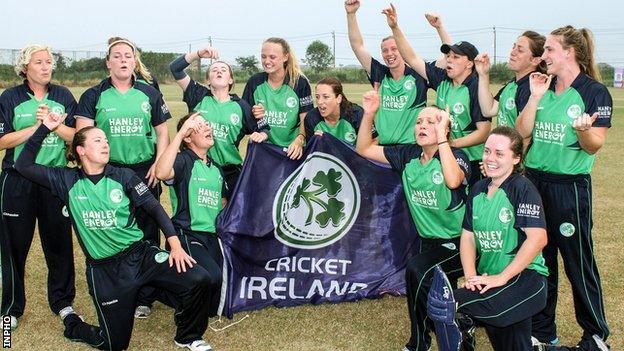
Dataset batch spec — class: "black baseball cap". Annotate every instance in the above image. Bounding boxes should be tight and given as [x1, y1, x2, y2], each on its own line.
[440, 41, 479, 61]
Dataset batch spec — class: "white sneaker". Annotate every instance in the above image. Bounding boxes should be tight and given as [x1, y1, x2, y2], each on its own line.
[134, 305, 152, 319]
[175, 339, 213, 351]
[591, 335, 610, 351]
[4, 316, 17, 331]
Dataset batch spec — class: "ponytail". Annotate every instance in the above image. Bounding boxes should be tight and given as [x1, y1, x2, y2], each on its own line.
[551, 26, 601, 81]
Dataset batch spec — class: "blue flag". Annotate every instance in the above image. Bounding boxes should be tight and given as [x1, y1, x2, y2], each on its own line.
[217, 135, 418, 317]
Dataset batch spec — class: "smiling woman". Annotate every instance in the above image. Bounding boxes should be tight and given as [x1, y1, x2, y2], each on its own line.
[241, 37, 313, 160]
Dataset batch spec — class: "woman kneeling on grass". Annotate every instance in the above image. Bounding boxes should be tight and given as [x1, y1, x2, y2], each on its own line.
[15, 113, 214, 351]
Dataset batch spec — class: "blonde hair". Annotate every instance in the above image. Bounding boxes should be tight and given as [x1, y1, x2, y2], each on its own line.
[14, 44, 55, 78]
[263, 37, 307, 88]
[107, 36, 154, 84]
[551, 26, 601, 81]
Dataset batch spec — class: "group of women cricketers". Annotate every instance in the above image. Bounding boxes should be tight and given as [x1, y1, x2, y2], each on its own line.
[0, 0, 613, 350]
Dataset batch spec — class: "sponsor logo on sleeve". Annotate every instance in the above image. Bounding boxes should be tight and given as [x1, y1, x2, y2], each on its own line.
[134, 182, 149, 196]
[597, 106, 612, 119]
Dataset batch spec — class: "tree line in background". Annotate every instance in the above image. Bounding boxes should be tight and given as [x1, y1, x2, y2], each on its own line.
[0, 41, 616, 88]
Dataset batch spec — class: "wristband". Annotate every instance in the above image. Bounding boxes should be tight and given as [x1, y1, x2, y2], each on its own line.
[169, 55, 190, 80]
[438, 140, 449, 146]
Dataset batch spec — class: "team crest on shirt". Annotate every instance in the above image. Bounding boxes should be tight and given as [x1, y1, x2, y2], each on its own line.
[286, 97, 297, 109]
[344, 131, 356, 143]
[498, 207, 513, 223]
[431, 170, 444, 185]
[50, 106, 64, 115]
[403, 80, 415, 90]
[567, 104, 582, 119]
[61, 206, 69, 217]
[273, 152, 361, 249]
[109, 189, 123, 204]
[453, 103, 465, 115]
[505, 98, 516, 110]
[559, 222, 575, 237]
[141, 101, 150, 114]
[230, 113, 240, 125]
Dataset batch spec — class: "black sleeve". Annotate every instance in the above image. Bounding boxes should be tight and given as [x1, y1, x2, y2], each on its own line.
[151, 77, 160, 92]
[242, 73, 263, 106]
[141, 198, 176, 238]
[76, 86, 99, 120]
[468, 79, 490, 123]
[295, 77, 313, 114]
[182, 79, 210, 112]
[0, 90, 15, 137]
[584, 82, 613, 128]
[349, 104, 364, 134]
[512, 177, 546, 229]
[493, 82, 508, 102]
[58, 86, 78, 128]
[14, 124, 69, 196]
[515, 82, 532, 113]
[368, 58, 389, 86]
[237, 97, 264, 134]
[383, 144, 421, 173]
[149, 91, 171, 127]
[462, 188, 475, 231]
[424, 61, 447, 90]
[171, 153, 190, 186]
[452, 148, 471, 183]
[304, 108, 322, 142]
[462, 182, 485, 232]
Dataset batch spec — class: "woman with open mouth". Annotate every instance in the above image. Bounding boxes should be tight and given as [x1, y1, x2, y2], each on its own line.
[356, 89, 470, 351]
[383, 4, 491, 187]
[169, 46, 268, 200]
[304, 77, 364, 146]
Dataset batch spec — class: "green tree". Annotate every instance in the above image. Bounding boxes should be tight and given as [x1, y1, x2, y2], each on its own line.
[235, 55, 259, 75]
[305, 40, 333, 72]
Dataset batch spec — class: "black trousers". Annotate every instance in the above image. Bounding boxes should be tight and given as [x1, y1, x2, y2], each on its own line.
[527, 169, 609, 343]
[456, 270, 547, 351]
[221, 164, 242, 200]
[65, 241, 211, 351]
[0, 170, 75, 316]
[405, 237, 462, 351]
[178, 230, 223, 316]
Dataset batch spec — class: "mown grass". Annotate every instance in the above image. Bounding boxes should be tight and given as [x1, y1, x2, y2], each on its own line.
[2, 83, 622, 350]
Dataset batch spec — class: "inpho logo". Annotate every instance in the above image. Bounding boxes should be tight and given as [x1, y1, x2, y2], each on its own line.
[273, 152, 361, 249]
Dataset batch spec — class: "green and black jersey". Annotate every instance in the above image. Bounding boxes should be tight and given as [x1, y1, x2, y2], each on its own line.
[368, 58, 428, 145]
[493, 73, 532, 127]
[426, 63, 491, 161]
[242, 72, 313, 147]
[463, 172, 548, 276]
[303, 104, 364, 146]
[0, 82, 76, 170]
[168, 149, 226, 233]
[384, 144, 471, 239]
[183, 79, 258, 167]
[525, 73, 612, 175]
[76, 77, 171, 165]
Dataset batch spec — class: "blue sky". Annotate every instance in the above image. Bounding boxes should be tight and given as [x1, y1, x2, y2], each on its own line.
[2, 0, 623, 66]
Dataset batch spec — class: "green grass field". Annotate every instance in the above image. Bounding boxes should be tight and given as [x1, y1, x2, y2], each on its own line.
[2, 83, 623, 350]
